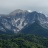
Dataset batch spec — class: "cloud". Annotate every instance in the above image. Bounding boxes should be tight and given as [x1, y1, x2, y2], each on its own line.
[0, 0, 48, 14]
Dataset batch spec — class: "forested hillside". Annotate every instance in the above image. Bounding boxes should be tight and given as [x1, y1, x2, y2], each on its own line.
[0, 34, 48, 48]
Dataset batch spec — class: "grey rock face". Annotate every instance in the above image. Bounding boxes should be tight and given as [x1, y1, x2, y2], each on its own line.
[0, 9, 48, 33]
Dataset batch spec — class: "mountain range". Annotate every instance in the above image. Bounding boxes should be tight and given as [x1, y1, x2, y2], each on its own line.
[0, 9, 48, 37]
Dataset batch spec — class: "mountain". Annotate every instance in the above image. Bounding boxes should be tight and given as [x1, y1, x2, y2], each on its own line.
[0, 9, 48, 34]
[20, 20, 48, 37]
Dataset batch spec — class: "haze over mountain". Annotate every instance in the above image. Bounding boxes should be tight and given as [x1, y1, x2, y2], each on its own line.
[0, 0, 48, 15]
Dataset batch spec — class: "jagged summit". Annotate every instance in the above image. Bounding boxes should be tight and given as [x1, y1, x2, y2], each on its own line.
[9, 9, 28, 16]
[27, 10, 32, 12]
[9, 9, 23, 15]
[32, 11, 38, 13]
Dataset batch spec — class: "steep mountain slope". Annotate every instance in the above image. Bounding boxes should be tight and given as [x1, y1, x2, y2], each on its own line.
[0, 9, 48, 34]
[20, 20, 48, 37]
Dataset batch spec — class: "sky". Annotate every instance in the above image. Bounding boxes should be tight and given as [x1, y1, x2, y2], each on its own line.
[0, 0, 48, 15]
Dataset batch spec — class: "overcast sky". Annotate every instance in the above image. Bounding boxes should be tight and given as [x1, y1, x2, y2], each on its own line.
[0, 0, 48, 15]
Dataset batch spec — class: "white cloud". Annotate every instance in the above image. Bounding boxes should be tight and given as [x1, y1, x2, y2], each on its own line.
[0, 0, 48, 14]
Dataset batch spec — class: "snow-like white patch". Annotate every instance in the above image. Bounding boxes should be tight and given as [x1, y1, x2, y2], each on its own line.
[24, 22, 27, 26]
[3, 19, 7, 22]
[41, 21, 48, 24]
[16, 17, 25, 30]
[45, 14, 48, 17]
[13, 29, 16, 32]
[5, 26, 11, 29]
[12, 24, 15, 26]
[39, 11, 43, 13]
[27, 10, 32, 12]
[13, 29, 19, 33]
[38, 11, 48, 17]
[32, 21, 35, 23]
[5, 24, 11, 29]
[0, 26, 6, 32]
[14, 18, 20, 22]
[17, 30, 19, 31]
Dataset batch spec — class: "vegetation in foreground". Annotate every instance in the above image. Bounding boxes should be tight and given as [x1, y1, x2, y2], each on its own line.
[0, 34, 48, 48]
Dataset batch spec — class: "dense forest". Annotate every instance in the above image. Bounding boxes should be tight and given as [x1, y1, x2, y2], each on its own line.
[0, 34, 48, 48]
